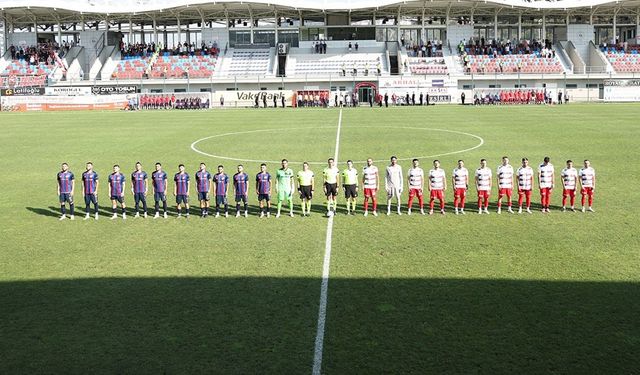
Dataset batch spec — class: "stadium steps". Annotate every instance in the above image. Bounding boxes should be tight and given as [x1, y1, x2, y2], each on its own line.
[99, 48, 121, 81]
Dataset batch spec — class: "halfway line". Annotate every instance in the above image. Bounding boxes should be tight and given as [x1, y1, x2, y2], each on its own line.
[312, 108, 342, 375]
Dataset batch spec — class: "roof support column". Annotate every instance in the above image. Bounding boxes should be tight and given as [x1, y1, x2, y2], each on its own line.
[274, 9, 278, 45]
[518, 12, 522, 40]
[153, 17, 158, 45]
[0, 11, 6, 55]
[612, 8, 618, 43]
[177, 16, 181, 45]
[636, 11, 639, 40]
[57, 22, 62, 44]
[494, 11, 498, 41]
[128, 18, 133, 45]
[542, 13, 546, 41]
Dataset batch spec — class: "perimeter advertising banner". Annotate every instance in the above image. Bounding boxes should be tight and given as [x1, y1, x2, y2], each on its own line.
[378, 77, 458, 103]
[215, 90, 294, 107]
[92, 85, 139, 95]
[1, 87, 45, 96]
[603, 79, 640, 102]
[0, 94, 131, 112]
[45, 86, 92, 96]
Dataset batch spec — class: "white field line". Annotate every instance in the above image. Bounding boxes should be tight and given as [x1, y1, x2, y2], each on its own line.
[190, 126, 484, 165]
[312, 108, 342, 375]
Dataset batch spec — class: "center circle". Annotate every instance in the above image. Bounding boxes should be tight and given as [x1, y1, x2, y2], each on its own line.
[190, 126, 484, 165]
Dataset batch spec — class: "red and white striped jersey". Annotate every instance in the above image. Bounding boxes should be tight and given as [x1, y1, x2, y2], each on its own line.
[453, 167, 469, 189]
[385, 165, 403, 190]
[497, 164, 514, 189]
[428, 168, 446, 190]
[408, 167, 424, 189]
[579, 167, 596, 188]
[561, 167, 578, 190]
[476, 167, 492, 191]
[362, 165, 379, 189]
[538, 163, 555, 189]
[517, 166, 534, 190]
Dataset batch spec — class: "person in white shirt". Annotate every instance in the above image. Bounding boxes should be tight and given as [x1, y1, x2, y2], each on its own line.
[517, 158, 534, 214]
[452, 160, 469, 215]
[362, 158, 379, 216]
[496, 156, 515, 214]
[385, 156, 403, 215]
[475, 159, 492, 214]
[407, 158, 425, 215]
[579, 159, 596, 212]
[428, 160, 447, 215]
[538, 156, 555, 213]
[561, 159, 579, 211]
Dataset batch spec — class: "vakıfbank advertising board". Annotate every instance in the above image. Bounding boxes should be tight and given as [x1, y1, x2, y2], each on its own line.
[216, 90, 294, 107]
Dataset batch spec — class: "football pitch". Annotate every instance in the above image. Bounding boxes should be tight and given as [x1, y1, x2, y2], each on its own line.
[1, 104, 639, 374]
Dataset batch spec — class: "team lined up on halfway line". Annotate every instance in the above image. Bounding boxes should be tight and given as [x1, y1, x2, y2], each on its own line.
[55, 156, 596, 220]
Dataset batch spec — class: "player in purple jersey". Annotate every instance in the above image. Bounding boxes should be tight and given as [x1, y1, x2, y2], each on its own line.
[152, 162, 168, 219]
[213, 165, 229, 217]
[108, 164, 127, 219]
[174, 164, 190, 217]
[56, 162, 75, 220]
[131, 162, 149, 218]
[195, 162, 212, 218]
[81, 161, 99, 220]
[233, 165, 250, 217]
[256, 163, 272, 218]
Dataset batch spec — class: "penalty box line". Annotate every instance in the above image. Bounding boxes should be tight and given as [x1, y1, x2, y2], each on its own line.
[312, 108, 342, 375]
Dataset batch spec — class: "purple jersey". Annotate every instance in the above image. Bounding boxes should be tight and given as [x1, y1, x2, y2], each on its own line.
[213, 173, 229, 196]
[131, 171, 148, 193]
[256, 172, 271, 194]
[57, 171, 74, 194]
[195, 170, 212, 193]
[234, 172, 249, 196]
[174, 172, 190, 195]
[152, 171, 167, 193]
[82, 171, 98, 194]
[108, 172, 126, 196]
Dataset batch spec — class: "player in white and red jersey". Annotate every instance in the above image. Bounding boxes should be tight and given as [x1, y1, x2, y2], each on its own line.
[452, 160, 469, 215]
[406, 158, 425, 215]
[475, 159, 492, 214]
[579, 159, 596, 212]
[538, 156, 555, 213]
[428, 160, 447, 215]
[496, 156, 514, 214]
[385, 156, 403, 215]
[561, 159, 578, 212]
[517, 158, 534, 214]
[362, 158, 379, 216]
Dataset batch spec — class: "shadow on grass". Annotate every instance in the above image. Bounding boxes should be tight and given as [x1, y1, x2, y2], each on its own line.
[0, 277, 637, 374]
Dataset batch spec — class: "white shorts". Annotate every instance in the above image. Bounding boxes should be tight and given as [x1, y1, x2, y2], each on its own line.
[386, 187, 403, 198]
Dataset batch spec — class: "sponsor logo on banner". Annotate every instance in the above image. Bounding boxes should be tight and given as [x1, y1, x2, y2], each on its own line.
[1, 87, 45, 96]
[216, 90, 294, 107]
[45, 86, 92, 96]
[92, 85, 139, 95]
[603, 79, 640, 87]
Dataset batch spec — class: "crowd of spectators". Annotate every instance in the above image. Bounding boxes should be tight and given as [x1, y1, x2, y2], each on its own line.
[296, 91, 330, 107]
[120, 41, 220, 58]
[458, 38, 554, 57]
[312, 40, 328, 54]
[404, 40, 444, 58]
[7, 41, 68, 66]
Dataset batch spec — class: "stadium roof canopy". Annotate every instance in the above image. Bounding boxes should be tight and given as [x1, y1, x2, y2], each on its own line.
[1, 0, 640, 25]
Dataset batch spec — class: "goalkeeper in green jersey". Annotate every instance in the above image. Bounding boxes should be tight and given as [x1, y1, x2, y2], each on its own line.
[275, 159, 296, 218]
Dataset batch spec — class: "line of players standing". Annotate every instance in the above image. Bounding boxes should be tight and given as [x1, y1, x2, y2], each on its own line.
[55, 156, 596, 220]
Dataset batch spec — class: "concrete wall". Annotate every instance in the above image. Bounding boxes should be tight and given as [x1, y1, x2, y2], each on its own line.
[564, 41, 585, 74]
[7, 32, 37, 48]
[446, 25, 474, 47]
[566, 25, 594, 61]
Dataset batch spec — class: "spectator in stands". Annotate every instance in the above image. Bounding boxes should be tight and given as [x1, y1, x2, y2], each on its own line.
[355, 42, 359, 52]
[348, 42, 352, 52]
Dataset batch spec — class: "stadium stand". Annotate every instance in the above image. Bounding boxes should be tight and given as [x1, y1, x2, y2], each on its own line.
[603, 45, 640, 73]
[462, 54, 564, 74]
[149, 55, 218, 79]
[407, 57, 448, 75]
[226, 49, 272, 76]
[290, 52, 385, 77]
[111, 56, 150, 80]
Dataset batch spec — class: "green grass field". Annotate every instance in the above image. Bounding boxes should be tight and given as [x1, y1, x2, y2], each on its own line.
[1, 104, 639, 374]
